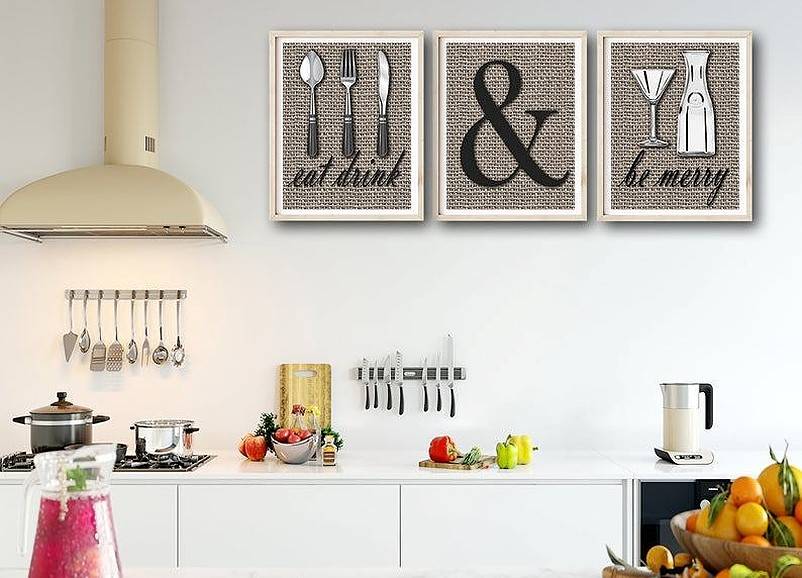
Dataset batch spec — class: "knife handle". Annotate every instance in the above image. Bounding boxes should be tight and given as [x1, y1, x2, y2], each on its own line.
[436, 386, 442, 412]
[365, 384, 370, 410]
[386, 382, 392, 410]
[307, 114, 319, 158]
[398, 385, 404, 415]
[377, 115, 389, 158]
[423, 385, 429, 412]
[343, 115, 355, 158]
[449, 387, 455, 418]
[373, 382, 379, 409]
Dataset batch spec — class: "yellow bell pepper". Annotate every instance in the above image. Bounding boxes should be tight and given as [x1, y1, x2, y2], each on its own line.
[509, 434, 537, 465]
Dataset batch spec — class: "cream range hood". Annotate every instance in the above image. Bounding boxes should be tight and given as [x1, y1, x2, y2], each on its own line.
[0, 0, 227, 242]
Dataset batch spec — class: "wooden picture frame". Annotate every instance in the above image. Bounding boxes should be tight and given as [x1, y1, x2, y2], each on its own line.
[269, 31, 424, 221]
[434, 30, 587, 221]
[597, 30, 753, 221]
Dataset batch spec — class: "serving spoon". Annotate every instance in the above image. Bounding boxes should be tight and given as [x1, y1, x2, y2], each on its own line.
[152, 291, 170, 365]
[127, 297, 138, 364]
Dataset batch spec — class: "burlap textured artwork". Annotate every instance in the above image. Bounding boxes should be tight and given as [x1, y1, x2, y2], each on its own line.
[597, 31, 752, 221]
[435, 32, 587, 221]
[269, 32, 423, 221]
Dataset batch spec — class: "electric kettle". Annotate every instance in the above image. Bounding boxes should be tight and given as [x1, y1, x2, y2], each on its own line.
[655, 382, 714, 465]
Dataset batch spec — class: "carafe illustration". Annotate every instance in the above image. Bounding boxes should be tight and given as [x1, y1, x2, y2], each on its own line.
[677, 50, 716, 156]
[19, 445, 122, 578]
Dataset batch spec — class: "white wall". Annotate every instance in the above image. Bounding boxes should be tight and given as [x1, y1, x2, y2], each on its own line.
[1, 0, 799, 457]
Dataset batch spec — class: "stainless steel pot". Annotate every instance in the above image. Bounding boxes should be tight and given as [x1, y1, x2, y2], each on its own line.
[131, 419, 199, 460]
[12, 392, 111, 454]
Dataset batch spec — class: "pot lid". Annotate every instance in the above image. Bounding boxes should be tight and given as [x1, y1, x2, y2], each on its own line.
[133, 419, 193, 428]
[31, 392, 93, 415]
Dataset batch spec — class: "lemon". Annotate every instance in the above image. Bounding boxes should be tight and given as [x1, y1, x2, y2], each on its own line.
[735, 502, 769, 537]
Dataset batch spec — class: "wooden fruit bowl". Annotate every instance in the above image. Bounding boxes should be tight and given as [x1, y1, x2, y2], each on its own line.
[671, 511, 802, 576]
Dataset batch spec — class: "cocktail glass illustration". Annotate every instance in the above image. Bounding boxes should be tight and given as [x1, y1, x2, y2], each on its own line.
[631, 68, 675, 148]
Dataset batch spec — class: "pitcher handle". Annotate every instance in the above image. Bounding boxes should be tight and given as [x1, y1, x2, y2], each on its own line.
[18, 468, 39, 556]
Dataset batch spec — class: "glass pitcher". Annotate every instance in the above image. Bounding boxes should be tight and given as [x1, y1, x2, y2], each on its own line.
[20, 444, 122, 578]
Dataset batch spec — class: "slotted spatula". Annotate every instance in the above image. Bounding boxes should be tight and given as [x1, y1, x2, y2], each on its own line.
[106, 291, 123, 372]
[90, 292, 107, 372]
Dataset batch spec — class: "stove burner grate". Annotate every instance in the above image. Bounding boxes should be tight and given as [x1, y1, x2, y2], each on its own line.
[1, 451, 215, 472]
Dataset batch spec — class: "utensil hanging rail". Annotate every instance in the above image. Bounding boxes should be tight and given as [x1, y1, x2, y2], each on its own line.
[353, 367, 466, 381]
[64, 289, 187, 301]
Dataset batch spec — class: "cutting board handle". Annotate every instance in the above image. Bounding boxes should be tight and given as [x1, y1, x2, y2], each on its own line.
[292, 369, 318, 379]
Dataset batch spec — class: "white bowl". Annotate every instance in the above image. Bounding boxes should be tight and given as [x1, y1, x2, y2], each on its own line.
[272, 434, 318, 465]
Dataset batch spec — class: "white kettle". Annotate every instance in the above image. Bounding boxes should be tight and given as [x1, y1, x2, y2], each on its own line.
[655, 383, 714, 465]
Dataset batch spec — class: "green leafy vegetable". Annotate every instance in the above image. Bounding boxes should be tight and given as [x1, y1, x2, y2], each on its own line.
[461, 447, 482, 466]
[66, 467, 88, 492]
[320, 426, 344, 450]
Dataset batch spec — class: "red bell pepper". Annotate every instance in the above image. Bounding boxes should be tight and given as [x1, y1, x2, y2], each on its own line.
[429, 436, 459, 463]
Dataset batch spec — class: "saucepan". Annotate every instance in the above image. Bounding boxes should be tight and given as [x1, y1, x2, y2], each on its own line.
[131, 419, 199, 460]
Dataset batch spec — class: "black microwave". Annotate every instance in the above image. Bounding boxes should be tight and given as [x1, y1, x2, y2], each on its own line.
[639, 479, 729, 562]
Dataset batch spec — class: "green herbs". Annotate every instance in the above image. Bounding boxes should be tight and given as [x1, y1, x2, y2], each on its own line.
[461, 447, 482, 466]
[66, 467, 88, 492]
[770, 443, 800, 515]
[320, 426, 344, 450]
[254, 412, 280, 453]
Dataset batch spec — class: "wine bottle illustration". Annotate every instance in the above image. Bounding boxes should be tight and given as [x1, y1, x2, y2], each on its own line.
[677, 50, 716, 157]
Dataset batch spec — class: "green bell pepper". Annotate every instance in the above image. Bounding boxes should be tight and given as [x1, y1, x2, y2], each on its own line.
[496, 436, 518, 469]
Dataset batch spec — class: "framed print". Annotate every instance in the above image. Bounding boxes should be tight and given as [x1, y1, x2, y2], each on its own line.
[435, 31, 587, 221]
[598, 31, 752, 221]
[269, 31, 424, 220]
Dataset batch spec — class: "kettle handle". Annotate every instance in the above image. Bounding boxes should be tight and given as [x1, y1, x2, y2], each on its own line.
[699, 383, 714, 429]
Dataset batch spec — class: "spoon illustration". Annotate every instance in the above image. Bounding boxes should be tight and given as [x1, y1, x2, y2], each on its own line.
[78, 291, 91, 354]
[300, 49, 324, 157]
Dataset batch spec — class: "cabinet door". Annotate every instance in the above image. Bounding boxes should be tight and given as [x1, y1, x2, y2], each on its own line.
[179, 485, 400, 568]
[0, 484, 177, 569]
[401, 483, 624, 571]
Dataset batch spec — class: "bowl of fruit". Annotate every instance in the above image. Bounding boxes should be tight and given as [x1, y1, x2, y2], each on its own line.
[271, 427, 318, 465]
[670, 446, 802, 577]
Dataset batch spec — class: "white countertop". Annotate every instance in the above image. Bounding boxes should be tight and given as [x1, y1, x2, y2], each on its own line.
[0, 449, 770, 484]
[0, 569, 592, 578]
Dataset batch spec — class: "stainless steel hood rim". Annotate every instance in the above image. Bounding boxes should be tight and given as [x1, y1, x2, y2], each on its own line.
[0, 224, 227, 242]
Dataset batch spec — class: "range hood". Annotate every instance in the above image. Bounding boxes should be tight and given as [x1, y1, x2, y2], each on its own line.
[0, 0, 227, 242]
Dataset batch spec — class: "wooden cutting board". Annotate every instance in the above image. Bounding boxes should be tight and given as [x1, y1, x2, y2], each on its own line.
[278, 364, 331, 428]
[602, 567, 654, 578]
[418, 456, 497, 470]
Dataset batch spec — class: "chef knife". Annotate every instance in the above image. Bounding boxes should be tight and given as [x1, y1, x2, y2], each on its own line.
[361, 357, 370, 410]
[447, 333, 456, 418]
[383, 354, 393, 410]
[395, 350, 404, 415]
[421, 356, 429, 412]
[376, 50, 390, 158]
[372, 359, 379, 409]
[435, 351, 442, 412]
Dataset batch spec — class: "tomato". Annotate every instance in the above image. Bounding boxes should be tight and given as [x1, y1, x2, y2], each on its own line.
[287, 433, 301, 444]
[299, 430, 312, 440]
[274, 428, 290, 442]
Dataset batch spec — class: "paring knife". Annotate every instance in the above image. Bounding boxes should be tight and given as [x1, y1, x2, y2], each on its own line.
[383, 355, 393, 410]
[376, 50, 390, 158]
[422, 356, 429, 412]
[447, 333, 456, 418]
[361, 358, 370, 410]
[372, 359, 379, 409]
[395, 350, 404, 415]
[435, 351, 442, 412]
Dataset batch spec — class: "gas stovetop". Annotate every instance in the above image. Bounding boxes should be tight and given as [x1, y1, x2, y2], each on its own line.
[1, 452, 215, 472]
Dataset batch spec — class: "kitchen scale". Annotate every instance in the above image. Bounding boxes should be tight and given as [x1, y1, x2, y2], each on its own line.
[655, 382, 715, 466]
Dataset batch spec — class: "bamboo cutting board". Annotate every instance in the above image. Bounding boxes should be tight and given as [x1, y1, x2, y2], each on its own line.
[278, 364, 331, 428]
[418, 456, 497, 470]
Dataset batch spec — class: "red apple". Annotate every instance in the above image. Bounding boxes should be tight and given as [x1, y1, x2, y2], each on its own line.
[287, 433, 301, 444]
[298, 429, 312, 440]
[238, 433, 254, 457]
[244, 435, 268, 461]
[273, 428, 290, 443]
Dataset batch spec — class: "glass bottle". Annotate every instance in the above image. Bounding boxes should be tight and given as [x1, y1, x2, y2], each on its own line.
[677, 50, 716, 157]
[322, 435, 337, 466]
[20, 444, 122, 578]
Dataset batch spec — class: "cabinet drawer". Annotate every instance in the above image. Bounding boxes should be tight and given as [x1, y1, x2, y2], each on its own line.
[401, 483, 624, 570]
[179, 484, 400, 568]
[0, 483, 177, 569]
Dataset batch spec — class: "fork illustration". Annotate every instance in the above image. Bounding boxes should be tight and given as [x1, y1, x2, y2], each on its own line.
[340, 48, 357, 158]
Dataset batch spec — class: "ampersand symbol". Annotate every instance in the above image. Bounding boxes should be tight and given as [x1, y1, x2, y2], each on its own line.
[460, 60, 569, 188]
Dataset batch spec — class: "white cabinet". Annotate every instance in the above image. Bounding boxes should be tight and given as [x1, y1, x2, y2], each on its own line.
[401, 483, 624, 571]
[0, 483, 177, 569]
[178, 484, 400, 568]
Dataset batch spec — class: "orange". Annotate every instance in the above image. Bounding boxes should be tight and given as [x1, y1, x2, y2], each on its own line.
[729, 476, 763, 507]
[687, 512, 700, 533]
[716, 570, 731, 578]
[645, 545, 674, 574]
[674, 553, 692, 568]
[795, 499, 802, 525]
[777, 516, 802, 547]
[758, 462, 802, 516]
[735, 502, 769, 536]
[697, 503, 742, 542]
[741, 535, 771, 547]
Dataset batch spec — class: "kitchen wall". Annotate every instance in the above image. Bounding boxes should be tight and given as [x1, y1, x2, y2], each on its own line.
[1, 0, 799, 456]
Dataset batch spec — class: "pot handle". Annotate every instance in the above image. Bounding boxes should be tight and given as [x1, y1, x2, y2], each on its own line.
[12, 416, 31, 425]
[184, 427, 200, 434]
[92, 415, 111, 424]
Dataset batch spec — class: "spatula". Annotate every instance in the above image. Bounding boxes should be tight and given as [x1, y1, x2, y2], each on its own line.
[106, 291, 123, 372]
[62, 290, 78, 362]
[90, 292, 107, 372]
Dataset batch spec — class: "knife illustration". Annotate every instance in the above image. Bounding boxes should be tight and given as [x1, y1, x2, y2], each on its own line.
[435, 351, 442, 412]
[361, 357, 370, 410]
[395, 350, 404, 415]
[447, 333, 456, 418]
[376, 50, 390, 158]
[422, 356, 429, 412]
[372, 358, 379, 409]
[383, 355, 393, 410]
